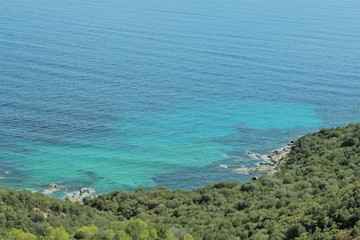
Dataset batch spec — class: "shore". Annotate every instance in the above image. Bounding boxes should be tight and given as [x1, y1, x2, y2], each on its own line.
[228, 141, 295, 175]
[40, 141, 295, 203]
[42, 184, 96, 203]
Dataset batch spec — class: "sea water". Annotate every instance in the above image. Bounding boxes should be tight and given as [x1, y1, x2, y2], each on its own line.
[0, 0, 359, 196]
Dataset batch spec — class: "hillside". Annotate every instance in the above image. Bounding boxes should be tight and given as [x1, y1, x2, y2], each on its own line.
[1, 124, 360, 239]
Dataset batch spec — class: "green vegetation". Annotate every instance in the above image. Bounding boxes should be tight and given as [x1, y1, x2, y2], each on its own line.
[0, 187, 183, 239]
[1, 124, 360, 239]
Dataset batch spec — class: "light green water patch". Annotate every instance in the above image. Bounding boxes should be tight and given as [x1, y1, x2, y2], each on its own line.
[0, 100, 322, 195]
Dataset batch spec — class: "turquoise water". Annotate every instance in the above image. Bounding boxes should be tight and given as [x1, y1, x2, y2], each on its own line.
[1, 0, 360, 196]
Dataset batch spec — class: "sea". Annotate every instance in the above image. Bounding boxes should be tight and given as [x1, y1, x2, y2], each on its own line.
[1, 0, 359, 197]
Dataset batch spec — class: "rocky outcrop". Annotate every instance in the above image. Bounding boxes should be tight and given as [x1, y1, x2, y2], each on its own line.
[245, 152, 269, 161]
[64, 188, 96, 203]
[42, 184, 62, 194]
[233, 141, 294, 175]
[265, 141, 294, 172]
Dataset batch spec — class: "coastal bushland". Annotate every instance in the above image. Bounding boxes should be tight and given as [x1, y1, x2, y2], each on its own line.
[1, 124, 360, 239]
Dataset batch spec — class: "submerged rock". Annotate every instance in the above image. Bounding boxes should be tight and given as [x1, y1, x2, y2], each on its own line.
[219, 164, 228, 169]
[43, 183, 61, 194]
[245, 152, 269, 161]
[234, 168, 249, 174]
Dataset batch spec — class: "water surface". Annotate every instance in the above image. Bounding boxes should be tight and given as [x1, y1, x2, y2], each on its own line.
[1, 0, 359, 196]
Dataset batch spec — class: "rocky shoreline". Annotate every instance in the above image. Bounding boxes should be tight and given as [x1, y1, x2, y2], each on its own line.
[225, 141, 295, 175]
[40, 142, 295, 201]
[42, 184, 96, 203]
[42, 183, 64, 195]
[64, 188, 96, 203]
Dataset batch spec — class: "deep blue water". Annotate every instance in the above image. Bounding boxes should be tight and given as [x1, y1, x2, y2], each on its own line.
[0, 0, 360, 196]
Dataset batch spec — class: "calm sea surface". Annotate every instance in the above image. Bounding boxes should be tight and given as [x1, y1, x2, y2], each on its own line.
[1, 0, 360, 196]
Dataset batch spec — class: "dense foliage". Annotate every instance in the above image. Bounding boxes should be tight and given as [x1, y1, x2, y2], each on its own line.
[1, 124, 360, 239]
[0, 188, 189, 239]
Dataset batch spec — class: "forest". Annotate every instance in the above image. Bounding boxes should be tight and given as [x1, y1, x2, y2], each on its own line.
[0, 124, 359, 239]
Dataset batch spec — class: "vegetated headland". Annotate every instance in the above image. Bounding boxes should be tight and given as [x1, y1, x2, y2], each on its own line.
[0, 123, 360, 239]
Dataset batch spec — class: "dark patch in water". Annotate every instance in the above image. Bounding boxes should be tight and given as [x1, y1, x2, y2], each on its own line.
[0, 159, 29, 187]
[213, 125, 309, 155]
[154, 126, 312, 190]
[0, 143, 30, 154]
[153, 163, 251, 190]
[58, 170, 105, 192]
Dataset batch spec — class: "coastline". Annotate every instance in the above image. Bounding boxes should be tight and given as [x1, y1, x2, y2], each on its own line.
[42, 184, 96, 203]
[232, 141, 295, 175]
[40, 141, 296, 203]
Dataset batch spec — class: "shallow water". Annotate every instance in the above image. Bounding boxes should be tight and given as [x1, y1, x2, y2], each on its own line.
[1, 0, 360, 196]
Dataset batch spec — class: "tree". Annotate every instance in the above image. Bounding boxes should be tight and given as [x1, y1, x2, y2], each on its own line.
[74, 224, 99, 239]
[45, 226, 70, 240]
[125, 218, 158, 240]
[6, 228, 37, 240]
[115, 230, 131, 240]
